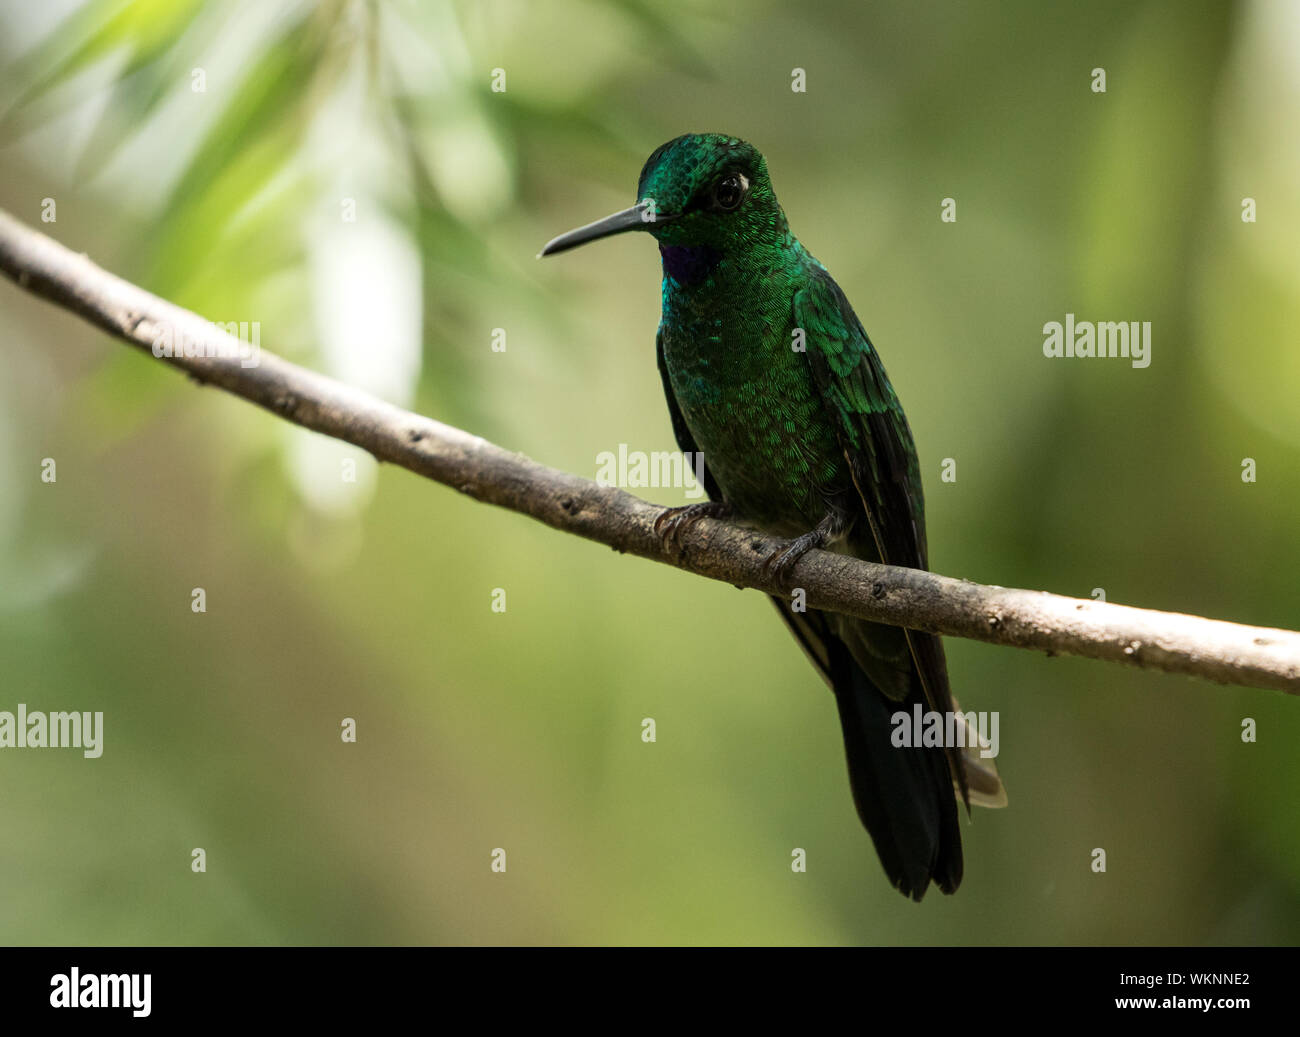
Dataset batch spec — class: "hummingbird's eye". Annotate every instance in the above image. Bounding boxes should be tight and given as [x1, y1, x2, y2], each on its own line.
[712, 173, 748, 212]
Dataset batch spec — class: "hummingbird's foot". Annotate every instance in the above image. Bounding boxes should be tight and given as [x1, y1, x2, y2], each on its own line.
[653, 499, 733, 548]
[765, 515, 836, 588]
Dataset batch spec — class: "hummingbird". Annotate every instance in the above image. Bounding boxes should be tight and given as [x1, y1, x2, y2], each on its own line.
[541, 133, 1004, 899]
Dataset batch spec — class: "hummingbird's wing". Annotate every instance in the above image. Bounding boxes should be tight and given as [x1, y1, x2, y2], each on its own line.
[793, 267, 1005, 810]
[793, 269, 929, 572]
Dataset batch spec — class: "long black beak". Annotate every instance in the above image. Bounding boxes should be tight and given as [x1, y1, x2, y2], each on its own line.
[538, 201, 673, 258]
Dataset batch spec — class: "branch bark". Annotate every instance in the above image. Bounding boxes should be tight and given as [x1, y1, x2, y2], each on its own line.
[2, 208, 1297, 694]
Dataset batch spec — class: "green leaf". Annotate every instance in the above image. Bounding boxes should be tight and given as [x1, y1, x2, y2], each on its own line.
[2, 0, 206, 127]
[160, 12, 330, 222]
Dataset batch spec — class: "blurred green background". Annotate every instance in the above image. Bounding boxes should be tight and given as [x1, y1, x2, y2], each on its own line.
[1, 0, 1298, 945]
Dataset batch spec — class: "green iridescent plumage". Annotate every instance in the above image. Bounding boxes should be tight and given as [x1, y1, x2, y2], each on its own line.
[543, 133, 1003, 900]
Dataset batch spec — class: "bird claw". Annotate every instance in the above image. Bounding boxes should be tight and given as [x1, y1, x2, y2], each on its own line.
[764, 527, 830, 588]
[653, 500, 732, 548]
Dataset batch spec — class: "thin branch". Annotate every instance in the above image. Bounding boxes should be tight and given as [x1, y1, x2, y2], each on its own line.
[2, 208, 1297, 694]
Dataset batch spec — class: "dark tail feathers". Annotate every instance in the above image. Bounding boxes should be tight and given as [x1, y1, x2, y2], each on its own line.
[831, 654, 963, 900]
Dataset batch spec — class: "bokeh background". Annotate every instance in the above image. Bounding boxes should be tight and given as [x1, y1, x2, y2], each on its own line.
[1, 0, 1298, 945]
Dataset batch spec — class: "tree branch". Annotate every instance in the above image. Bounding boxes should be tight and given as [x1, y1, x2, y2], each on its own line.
[2, 208, 1297, 694]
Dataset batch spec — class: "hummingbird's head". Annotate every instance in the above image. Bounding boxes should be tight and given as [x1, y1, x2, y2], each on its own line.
[539, 133, 784, 259]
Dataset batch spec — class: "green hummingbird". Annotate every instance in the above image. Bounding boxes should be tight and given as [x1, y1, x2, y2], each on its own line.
[541, 133, 1004, 899]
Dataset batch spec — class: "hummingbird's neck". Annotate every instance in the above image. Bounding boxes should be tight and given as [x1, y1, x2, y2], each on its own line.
[657, 208, 796, 288]
[658, 243, 723, 286]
